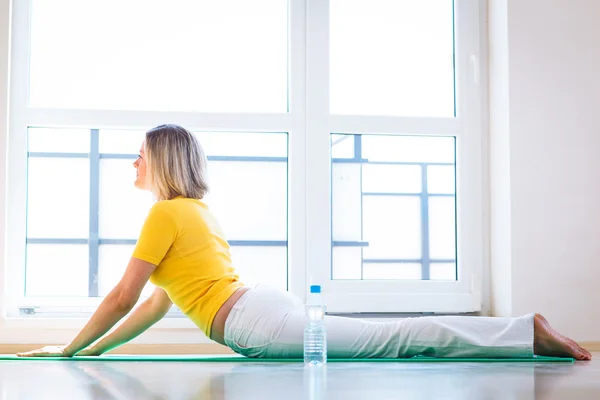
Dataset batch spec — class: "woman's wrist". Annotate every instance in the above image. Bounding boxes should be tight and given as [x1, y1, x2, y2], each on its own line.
[62, 343, 77, 357]
[91, 342, 106, 355]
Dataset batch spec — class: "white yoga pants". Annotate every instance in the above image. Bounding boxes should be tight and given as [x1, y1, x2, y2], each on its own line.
[223, 286, 534, 359]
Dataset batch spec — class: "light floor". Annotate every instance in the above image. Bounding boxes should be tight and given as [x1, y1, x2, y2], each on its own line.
[0, 354, 599, 399]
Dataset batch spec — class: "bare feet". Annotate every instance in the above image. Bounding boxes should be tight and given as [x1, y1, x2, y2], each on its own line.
[533, 314, 592, 361]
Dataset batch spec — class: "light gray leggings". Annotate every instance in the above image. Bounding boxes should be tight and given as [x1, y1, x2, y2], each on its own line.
[223, 286, 535, 358]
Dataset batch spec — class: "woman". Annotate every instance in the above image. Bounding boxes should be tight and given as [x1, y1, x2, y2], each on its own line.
[17, 124, 591, 361]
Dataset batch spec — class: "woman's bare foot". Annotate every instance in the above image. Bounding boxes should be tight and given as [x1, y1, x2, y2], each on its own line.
[533, 314, 592, 361]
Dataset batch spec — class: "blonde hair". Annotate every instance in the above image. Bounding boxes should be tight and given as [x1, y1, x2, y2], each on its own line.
[145, 124, 209, 201]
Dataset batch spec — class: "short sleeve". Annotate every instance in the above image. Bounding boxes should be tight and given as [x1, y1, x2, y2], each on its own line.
[132, 203, 178, 266]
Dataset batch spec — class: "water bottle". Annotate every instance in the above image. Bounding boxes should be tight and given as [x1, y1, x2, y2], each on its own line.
[304, 284, 327, 365]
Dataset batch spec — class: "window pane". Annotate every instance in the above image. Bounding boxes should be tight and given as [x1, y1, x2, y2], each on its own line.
[230, 246, 286, 291]
[198, 132, 288, 158]
[99, 159, 155, 239]
[331, 134, 355, 159]
[330, 0, 455, 117]
[430, 263, 456, 280]
[330, 133, 457, 282]
[362, 164, 421, 193]
[30, 0, 288, 112]
[26, 244, 88, 297]
[99, 130, 145, 154]
[27, 158, 89, 238]
[332, 163, 362, 241]
[363, 263, 422, 280]
[362, 196, 421, 259]
[428, 196, 456, 260]
[28, 128, 89, 153]
[98, 245, 155, 297]
[428, 165, 455, 194]
[362, 135, 455, 163]
[332, 247, 362, 280]
[203, 161, 287, 240]
[24, 128, 288, 301]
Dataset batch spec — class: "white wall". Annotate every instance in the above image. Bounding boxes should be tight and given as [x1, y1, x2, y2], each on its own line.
[489, 0, 600, 341]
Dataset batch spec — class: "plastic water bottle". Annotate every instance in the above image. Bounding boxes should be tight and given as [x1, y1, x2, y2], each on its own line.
[304, 285, 327, 365]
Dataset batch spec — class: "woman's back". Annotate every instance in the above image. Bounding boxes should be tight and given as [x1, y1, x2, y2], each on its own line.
[132, 196, 243, 337]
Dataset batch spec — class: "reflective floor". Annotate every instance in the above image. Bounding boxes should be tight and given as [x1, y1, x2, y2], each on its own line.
[0, 354, 598, 399]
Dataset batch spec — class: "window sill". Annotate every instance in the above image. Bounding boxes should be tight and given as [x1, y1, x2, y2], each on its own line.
[1, 315, 197, 329]
[0, 342, 233, 355]
[0, 316, 209, 344]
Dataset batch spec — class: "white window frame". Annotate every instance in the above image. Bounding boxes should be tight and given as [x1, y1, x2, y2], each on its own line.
[0, 0, 485, 343]
[305, 0, 485, 313]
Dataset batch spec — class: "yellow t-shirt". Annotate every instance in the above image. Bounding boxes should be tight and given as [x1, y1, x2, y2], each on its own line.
[131, 196, 243, 337]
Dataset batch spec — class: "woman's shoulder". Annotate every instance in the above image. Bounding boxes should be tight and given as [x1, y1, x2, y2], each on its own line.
[149, 197, 205, 216]
[146, 199, 179, 220]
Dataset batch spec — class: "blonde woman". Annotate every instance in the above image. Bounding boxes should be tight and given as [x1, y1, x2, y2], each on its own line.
[17, 124, 591, 361]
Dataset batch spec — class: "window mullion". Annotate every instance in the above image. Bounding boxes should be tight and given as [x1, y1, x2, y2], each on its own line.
[287, 0, 308, 300]
[88, 129, 100, 297]
[305, 0, 331, 294]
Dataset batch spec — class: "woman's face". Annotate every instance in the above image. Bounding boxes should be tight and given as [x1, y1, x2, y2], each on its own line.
[133, 140, 148, 190]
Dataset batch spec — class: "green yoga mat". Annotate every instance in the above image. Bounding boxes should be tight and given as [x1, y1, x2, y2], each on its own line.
[0, 354, 574, 363]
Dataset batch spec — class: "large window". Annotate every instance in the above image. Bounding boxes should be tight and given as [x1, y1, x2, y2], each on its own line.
[330, 0, 455, 117]
[29, 0, 288, 113]
[4, 0, 484, 331]
[331, 134, 456, 281]
[23, 129, 288, 313]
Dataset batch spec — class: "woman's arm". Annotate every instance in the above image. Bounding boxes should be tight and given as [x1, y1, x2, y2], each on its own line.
[78, 287, 173, 356]
[17, 257, 157, 357]
[18, 203, 178, 358]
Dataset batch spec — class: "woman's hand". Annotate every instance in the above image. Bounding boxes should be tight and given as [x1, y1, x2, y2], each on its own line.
[75, 346, 105, 357]
[16, 345, 71, 358]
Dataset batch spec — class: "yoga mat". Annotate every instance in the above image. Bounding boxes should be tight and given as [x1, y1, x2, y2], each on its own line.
[0, 354, 574, 363]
